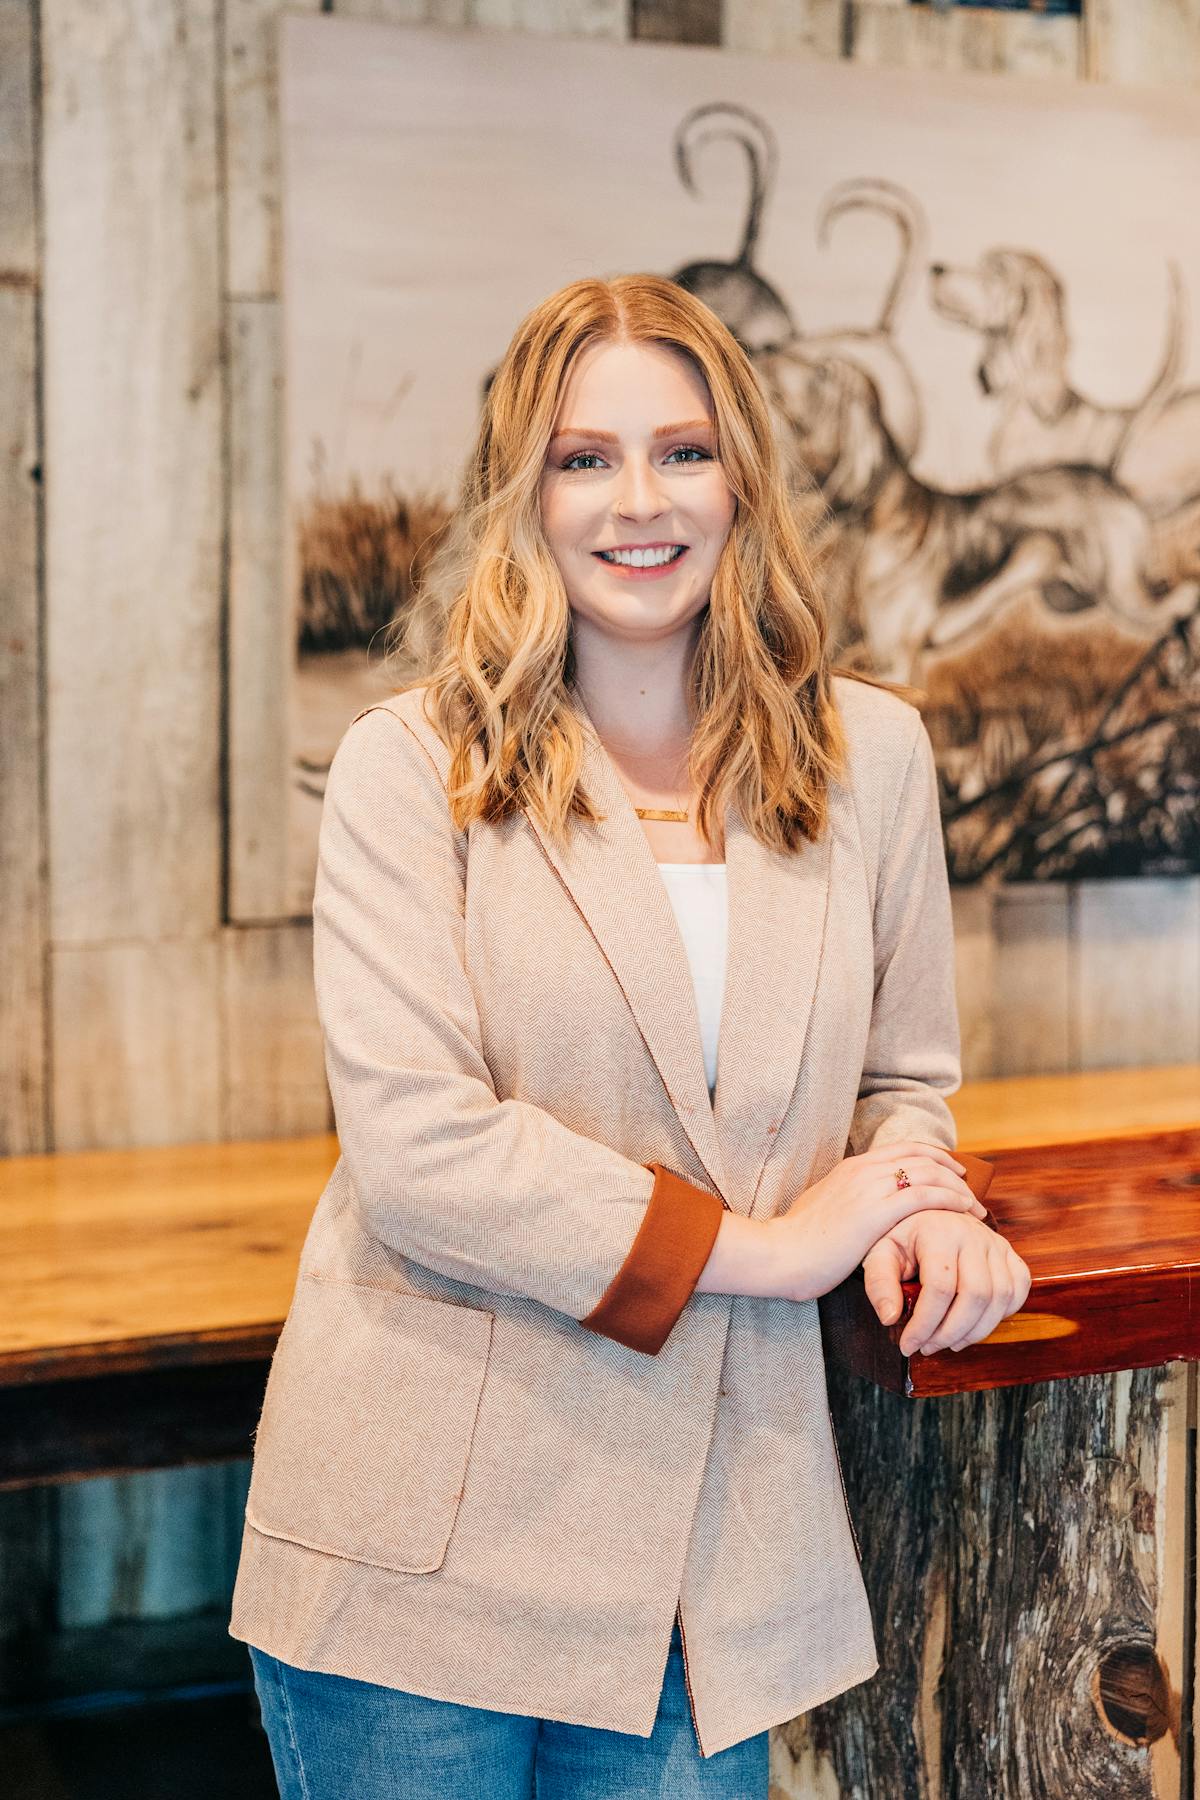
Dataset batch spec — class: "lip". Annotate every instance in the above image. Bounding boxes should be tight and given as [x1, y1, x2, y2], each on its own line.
[592, 545, 690, 582]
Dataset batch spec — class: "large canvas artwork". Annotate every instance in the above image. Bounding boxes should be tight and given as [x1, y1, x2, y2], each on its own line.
[278, 15, 1199, 908]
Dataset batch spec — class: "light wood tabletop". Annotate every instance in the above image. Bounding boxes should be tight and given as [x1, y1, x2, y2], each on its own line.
[0, 1064, 1196, 1395]
[0, 1133, 340, 1382]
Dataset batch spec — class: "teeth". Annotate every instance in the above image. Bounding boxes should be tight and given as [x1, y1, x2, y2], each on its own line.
[599, 546, 684, 568]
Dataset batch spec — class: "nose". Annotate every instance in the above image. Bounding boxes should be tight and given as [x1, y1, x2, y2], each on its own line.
[615, 451, 668, 521]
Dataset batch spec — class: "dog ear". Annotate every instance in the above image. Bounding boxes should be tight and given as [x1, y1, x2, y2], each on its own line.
[1010, 264, 1070, 423]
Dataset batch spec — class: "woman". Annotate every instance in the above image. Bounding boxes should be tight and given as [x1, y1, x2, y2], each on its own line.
[230, 273, 1030, 1798]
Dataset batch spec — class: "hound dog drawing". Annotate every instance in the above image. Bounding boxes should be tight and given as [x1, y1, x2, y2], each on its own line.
[758, 345, 1199, 683]
[928, 247, 1200, 519]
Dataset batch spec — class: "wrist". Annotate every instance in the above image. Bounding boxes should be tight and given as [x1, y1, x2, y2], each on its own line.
[694, 1211, 785, 1300]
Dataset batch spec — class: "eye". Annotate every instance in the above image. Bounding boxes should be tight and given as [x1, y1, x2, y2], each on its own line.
[560, 450, 606, 471]
[666, 445, 713, 463]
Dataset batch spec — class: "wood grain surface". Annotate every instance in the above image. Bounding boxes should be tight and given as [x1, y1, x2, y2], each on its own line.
[821, 1121, 1200, 1398]
[2, 1067, 1195, 1394]
[0, 1134, 339, 1383]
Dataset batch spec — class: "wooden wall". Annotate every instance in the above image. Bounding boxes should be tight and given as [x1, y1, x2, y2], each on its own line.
[0, 0, 1197, 1745]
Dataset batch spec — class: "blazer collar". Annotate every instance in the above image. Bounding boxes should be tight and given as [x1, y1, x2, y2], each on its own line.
[521, 703, 834, 1213]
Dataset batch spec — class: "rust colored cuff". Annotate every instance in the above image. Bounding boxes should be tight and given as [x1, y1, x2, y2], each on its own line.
[578, 1163, 726, 1356]
[959, 1150, 997, 1228]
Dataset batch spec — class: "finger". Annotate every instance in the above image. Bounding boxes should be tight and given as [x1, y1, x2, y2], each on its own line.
[866, 1139, 966, 1177]
[920, 1238, 995, 1352]
[882, 1176, 987, 1227]
[898, 1245, 960, 1356]
[861, 1240, 905, 1326]
[943, 1245, 1015, 1351]
[1007, 1246, 1032, 1311]
[884, 1159, 983, 1206]
[911, 1169, 989, 1214]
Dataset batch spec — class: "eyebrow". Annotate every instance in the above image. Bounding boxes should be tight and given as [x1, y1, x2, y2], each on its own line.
[549, 418, 714, 444]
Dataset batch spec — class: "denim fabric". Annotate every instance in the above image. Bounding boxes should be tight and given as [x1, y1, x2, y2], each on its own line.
[248, 1616, 769, 1799]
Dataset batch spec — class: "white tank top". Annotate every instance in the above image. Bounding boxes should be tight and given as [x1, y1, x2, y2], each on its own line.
[655, 863, 728, 1099]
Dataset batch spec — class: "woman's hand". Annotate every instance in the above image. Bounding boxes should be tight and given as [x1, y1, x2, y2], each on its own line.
[763, 1140, 991, 1306]
[861, 1210, 1032, 1355]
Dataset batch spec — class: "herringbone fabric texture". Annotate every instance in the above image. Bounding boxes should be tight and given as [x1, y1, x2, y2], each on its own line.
[229, 675, 965, 1756]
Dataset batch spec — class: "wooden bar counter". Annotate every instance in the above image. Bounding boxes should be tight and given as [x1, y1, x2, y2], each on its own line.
[0, 1065, 1196, 1487]
[1, 1067, 1198, 1795]
[822, 1066, 1200, 1398]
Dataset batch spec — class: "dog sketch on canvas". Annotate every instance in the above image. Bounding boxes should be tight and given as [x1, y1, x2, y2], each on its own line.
[281, 28, 1199, 887]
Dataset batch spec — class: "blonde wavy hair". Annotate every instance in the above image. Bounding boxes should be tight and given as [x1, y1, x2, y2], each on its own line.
[382, 271, 891, 855]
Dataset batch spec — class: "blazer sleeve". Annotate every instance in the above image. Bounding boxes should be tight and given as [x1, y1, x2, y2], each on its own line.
[312, 705, 724, 1357]
[845, 713, 965, 1161]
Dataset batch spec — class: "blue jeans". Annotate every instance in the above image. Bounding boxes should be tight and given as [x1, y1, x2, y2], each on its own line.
[248, 1615, 769, 1798]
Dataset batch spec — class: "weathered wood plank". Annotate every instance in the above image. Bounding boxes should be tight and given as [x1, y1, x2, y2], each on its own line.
[1073, 879, 1200, 1073]
[848, 0, 1080, 76]
[42, 0, 222, 945]
[1082, 0, 1200, 87]
[0, 1483, 55, 1702]
[0, 1363, 266, 1490]
[774, 1361, 1183, 1798]
[630, 0, 718, 46]
[50, 940, 222, 1151]
[1150, 1360, 1191, 1800]
[336, 0, 470, 22]
[950, 881, 997, 1081]
[56, 1461, 252, 1623]
[227, 299, 293, 922]
[220, 920, 331, 1136]
[0, 2, 47, 1159]
[0, 333, 44, 1153]
[336, 0, 626, 35]
[723, 0, 841, 59]
[224, 0, 321, 300]
[993, 883, 1072, 1078]
[0, 3, 58, 1710]
[0, 0, 37, 274]
[36, 0, 230, 1664]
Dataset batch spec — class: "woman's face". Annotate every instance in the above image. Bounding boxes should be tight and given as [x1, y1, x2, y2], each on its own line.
[538, 339, 737, 650]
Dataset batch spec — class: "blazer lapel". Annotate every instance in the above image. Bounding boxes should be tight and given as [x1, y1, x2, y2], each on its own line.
[522, 717, 729, 1198]
[713, 799, 834, 1215]
[521, 704, 835, 1216]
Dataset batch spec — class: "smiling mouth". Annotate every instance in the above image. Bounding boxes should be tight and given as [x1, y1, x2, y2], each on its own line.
[593, 546, 688, 567]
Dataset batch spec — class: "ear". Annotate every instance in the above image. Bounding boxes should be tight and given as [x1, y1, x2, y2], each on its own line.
[1013, 273, 1070, 423]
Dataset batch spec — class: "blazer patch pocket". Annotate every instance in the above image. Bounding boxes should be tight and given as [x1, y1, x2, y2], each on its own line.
[245, 1276, 494, 1574]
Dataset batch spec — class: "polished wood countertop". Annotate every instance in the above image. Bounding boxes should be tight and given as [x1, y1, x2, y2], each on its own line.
[823, 1063, 1200, 1396]
[1, 1065, 1197, 1396]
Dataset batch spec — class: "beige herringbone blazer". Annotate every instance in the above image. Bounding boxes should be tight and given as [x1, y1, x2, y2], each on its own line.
[229, 674, 975, 1756]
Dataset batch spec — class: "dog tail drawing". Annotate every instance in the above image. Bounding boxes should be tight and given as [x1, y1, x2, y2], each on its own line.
[674, 100, 776, 273]
[1109, 257, 1187, 483]
[815, 176, 929, 337]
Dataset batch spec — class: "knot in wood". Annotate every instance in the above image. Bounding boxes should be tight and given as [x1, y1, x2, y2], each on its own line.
[1092, 1641, 1171, 1748]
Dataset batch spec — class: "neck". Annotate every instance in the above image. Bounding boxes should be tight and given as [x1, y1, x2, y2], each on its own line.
[569, 618, 700, 765]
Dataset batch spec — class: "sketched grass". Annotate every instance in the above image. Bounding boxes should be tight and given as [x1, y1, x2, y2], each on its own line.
[297, 478, 453, 654]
